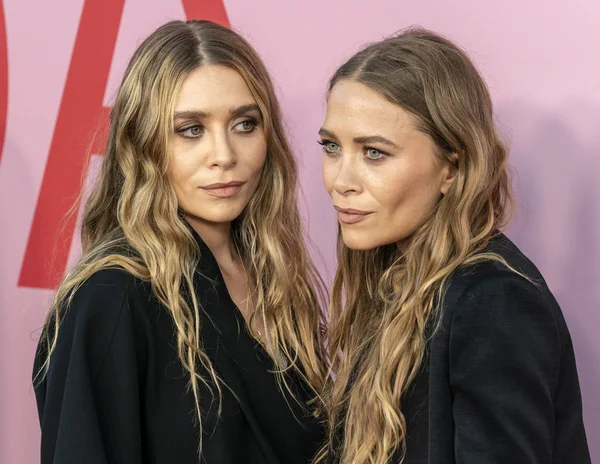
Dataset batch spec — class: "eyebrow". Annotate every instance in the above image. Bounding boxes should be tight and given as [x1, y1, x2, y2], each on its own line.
[174, 103, 261, 120]
[353, 135, 399, 149]
[318, 128, 400, 149]
[230, 103, 261, 119]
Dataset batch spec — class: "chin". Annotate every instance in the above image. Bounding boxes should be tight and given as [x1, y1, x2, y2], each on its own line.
[187, 207, 246, 225]
[340, 230, 381, 251]
[340, 228, 405, 251]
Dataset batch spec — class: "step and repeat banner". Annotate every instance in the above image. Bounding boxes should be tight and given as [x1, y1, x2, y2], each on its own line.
[1, 0, 599, 462]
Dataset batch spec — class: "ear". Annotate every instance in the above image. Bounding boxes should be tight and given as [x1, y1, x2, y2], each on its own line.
[440, 154, 458, 195]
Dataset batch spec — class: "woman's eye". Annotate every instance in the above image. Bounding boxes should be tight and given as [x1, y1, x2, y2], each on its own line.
[178, 125, 203, 138]
[234, 119, 257, 133]
[364, 147, 386, 160]
[318, 140, 340, 154]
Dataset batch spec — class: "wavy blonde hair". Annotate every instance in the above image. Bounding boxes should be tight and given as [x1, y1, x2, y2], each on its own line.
[37, 20, 326, 452]
[320, 28, 515, 463]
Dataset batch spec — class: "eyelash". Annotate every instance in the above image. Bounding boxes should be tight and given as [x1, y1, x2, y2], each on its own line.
[233, 117, 258, 133]
[176, 117, 259, 139]
[318, 139, 389, 161]
[318, 139, 339, 155]
[177, 125, 204, 138]
[364, 147, 387, 160]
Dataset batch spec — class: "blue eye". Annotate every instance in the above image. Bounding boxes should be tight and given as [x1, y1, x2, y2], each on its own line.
[318, 139, 340, 154]
[364, 147, 386, 160]
[177, 125, 203, 138]
[234, 119, 257, 133]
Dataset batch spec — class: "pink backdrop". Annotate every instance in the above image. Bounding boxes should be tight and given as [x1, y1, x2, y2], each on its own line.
[1, 0, 598, 462]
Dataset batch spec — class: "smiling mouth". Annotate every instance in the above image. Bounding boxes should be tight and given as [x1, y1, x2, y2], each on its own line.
[334, 206, 373, 224]
[200, 181, 245, 198]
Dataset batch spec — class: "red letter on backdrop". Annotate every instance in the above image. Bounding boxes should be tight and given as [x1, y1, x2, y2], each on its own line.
[0, 0, 7, 164]
[182, 0, 229, 26]
[19, 0, 230, 289]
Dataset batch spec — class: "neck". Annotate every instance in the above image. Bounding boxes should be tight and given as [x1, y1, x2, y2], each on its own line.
[185, 214, 237, 268]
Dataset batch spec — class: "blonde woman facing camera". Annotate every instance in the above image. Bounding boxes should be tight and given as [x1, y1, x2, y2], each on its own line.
[33, 20, 326, 464]
[318, 29, 590, 463]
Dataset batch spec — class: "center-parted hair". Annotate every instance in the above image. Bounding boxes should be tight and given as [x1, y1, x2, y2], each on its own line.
[37, 20, 327, 454]
[320, 28, 514, 464]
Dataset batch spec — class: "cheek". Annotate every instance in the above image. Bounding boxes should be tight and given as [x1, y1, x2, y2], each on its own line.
[381, 167, 442, 227]
[247, 155, 267, 193]
[362, 167, 403, 207]
[238, 136, 267, 177]
[168, 140, 199, 182]
[253, 143, 268, 173]
[321, 158, 336, 195]
[167, 152, 206, 214]
[382, 178, 414, 210]
[167, 156, 196, 194]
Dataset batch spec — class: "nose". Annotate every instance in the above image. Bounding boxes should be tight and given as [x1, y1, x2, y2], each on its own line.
[208, 129, 237, 170]
[332, 152, 361, 196]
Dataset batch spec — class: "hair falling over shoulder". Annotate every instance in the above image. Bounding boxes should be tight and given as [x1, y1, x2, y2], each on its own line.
[318, 27, 515, 464]
[37, 20, 327, 455]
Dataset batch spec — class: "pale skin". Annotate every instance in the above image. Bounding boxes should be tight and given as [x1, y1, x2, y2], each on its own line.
[168, 64, 267, 337]
[320, 80, 457, 250]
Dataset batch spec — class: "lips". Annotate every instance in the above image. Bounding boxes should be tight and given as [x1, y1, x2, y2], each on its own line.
[334, 206, 373, 225]
[200, 181, 245, 198]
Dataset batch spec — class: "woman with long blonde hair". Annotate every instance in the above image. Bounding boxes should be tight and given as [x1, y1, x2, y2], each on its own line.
[318, 28, 590, 463]
[33, 20, 326, 464]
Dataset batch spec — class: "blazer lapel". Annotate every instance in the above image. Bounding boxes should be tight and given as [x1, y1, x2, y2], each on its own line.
[191, 228, 281, 464]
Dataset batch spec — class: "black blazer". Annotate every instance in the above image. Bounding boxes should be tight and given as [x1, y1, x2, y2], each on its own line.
[33, 228, 323, 464]
[334, 234, 590, 463]
[400, 233, 590, 463]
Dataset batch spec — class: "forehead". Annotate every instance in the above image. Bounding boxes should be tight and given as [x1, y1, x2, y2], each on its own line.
[175, 64, 256, 111]
[324, 80, 416, 137]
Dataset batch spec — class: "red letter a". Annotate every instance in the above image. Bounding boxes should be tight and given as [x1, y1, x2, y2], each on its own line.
[19, 0, 229, 289]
